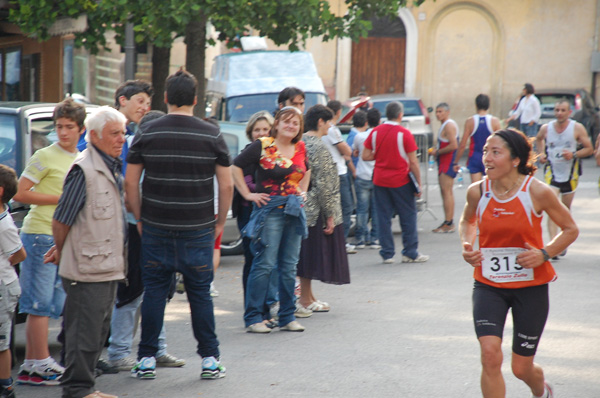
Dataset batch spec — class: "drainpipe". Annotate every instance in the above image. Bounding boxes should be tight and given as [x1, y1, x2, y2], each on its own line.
[124, 20, 135, 80]
[592, 0, 600, 100]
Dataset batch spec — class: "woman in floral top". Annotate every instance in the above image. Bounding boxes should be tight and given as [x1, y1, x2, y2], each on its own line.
[233, 106, 311, 333]
[296, 105, 350, 316]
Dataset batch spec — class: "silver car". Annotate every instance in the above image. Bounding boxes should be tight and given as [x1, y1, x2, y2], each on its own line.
[369, 94, 434, 154]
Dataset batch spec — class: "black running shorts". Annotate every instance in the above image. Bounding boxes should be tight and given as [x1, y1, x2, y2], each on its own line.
[472, 280, 549, 356]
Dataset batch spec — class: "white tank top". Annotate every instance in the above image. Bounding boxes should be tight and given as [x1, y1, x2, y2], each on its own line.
[546, 120, 576, 183]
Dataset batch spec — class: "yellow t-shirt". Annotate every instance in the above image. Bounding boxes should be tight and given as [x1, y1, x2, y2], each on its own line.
[21, 143, 79, 235]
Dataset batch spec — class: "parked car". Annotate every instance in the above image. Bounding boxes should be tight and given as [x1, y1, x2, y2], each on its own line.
[0, 102, 99, 226]
[536, 88, 600, 146]
[341, 94, 434, 159]
[218, 121, 250, 256]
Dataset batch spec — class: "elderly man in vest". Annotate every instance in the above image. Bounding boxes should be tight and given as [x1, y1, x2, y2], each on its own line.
[45, 106, 126, 398]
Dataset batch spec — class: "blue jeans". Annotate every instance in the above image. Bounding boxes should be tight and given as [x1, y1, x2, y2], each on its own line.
[354, 177, 378, 243]
[238, 204, 279, 308]
[138, 224, 219, 360]
[107, 295, 168, 361]
[520, 123, 539, 138]
[244, 207, 303, 328]
[374, 183, 419, 260]
[339, 173, 355, 239]
[18, 233, 65, 318]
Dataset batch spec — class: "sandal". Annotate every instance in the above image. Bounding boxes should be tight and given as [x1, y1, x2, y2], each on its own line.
[306, 301, 330, 312]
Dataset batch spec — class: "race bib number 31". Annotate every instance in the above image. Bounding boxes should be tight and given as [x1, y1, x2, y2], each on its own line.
[480, 247, 534, 283]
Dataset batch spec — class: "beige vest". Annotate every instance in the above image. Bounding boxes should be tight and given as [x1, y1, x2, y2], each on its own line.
[59, 145, 126, 282]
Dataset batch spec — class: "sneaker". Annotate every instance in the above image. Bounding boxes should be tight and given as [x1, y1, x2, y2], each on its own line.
[382, 257, 395, 264]
[156, 353, 186, 367]
[201, 356, 226, 379]
[366, 241, 381, 250]
[432, 221, 456, 233]
[353, 241, 366, 249]
[108, 356, 136, 371]
[96, 358, 119, 374]
[131, 357, 156, 380]
[402, 253, 430, 263]
[17, 363, 32, 385]
[294, 302, 313, 318]
[210, 282, 219, 297]
[0, 383, 15, 398]
[29, 360, 64, 386]
[246, 322, 272, 333]
[280, 320, 305, 332]
[346, 243, 357, 254]
[531, 381, 554, 398]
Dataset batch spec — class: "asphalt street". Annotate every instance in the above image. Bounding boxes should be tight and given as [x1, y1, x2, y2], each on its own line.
[12, 157, 600, 398]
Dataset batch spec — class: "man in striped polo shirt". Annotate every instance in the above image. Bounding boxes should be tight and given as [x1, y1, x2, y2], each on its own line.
[125, 70, 233, 381]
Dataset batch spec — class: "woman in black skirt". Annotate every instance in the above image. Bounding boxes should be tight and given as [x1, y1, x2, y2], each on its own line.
[297, 105, 350, 315]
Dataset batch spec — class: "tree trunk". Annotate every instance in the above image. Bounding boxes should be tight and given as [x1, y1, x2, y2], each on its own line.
[151, 45, 171, 113]
[185, 14, 207, 118]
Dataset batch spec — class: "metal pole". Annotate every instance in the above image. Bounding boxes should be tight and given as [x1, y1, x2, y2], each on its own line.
[124, 20, 135, 80]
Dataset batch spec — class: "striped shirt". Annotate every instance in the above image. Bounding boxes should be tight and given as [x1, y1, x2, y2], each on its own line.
[126, 114, 231, 231]
[54, 145, 124, 228]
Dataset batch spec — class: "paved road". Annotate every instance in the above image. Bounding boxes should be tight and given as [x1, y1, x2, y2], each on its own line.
[13, 158, 600, 398]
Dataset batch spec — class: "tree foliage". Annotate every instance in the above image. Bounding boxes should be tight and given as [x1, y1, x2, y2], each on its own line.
[10, 0, 426, 52]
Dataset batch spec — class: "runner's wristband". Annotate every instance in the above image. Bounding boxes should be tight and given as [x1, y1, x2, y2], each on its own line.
[540, 248, 550, 262]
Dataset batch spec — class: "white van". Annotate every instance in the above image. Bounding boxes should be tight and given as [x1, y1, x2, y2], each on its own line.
[206, 50, 328, 122]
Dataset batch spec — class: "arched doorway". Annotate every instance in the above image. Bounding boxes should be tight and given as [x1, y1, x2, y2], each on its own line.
[350, 16, 406, 96]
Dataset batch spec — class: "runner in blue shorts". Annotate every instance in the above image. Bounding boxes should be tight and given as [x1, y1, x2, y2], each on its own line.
[455, 94, 501, 183]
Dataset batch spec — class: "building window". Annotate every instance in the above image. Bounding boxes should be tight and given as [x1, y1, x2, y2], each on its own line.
[0, 47, 22, 101]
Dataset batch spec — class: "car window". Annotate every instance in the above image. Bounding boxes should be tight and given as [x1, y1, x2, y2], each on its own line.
[0, 114, 18, 171]
[537, 94, 575, 108]
[221, 132, 240, 157]
[30, 117, 56, 153]
[225, 93, 328, 123]
[372, 99, 422, 117]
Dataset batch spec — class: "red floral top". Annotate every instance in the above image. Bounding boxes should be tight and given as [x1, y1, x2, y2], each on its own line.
[234, 137, 309, 196]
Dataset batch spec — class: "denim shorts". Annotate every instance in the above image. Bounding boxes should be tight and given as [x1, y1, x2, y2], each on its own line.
[18, 233, 66, 318]
[0, 279, 21, 351]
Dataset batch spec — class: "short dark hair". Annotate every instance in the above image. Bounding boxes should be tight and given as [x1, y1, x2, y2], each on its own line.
[0, 165, 17, 204]
[327, 100, 342, 115]
[304, 104, 333, 131]
[352, 110, 367, 128]
[272, 107, 304, 143]
[166, 69, 197, 107]
[475, 94, 490, 111]
[278, 87, 305, 106]
[54, 97, 86, 128]
[114, 80, 154, 108]
[367, 108, 381, 128]
[524, 83, 535, 95]
[386, 101, 403, 120]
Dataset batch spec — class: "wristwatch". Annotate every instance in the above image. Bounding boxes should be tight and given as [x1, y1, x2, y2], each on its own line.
[540, 248, 550, 262]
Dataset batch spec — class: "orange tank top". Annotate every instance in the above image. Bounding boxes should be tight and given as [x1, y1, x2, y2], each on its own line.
[474, 175, 556, 289]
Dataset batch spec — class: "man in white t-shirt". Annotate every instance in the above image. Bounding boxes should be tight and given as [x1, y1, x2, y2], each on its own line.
[322, 100, 356, 253]
[351, 109, 381, 249]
